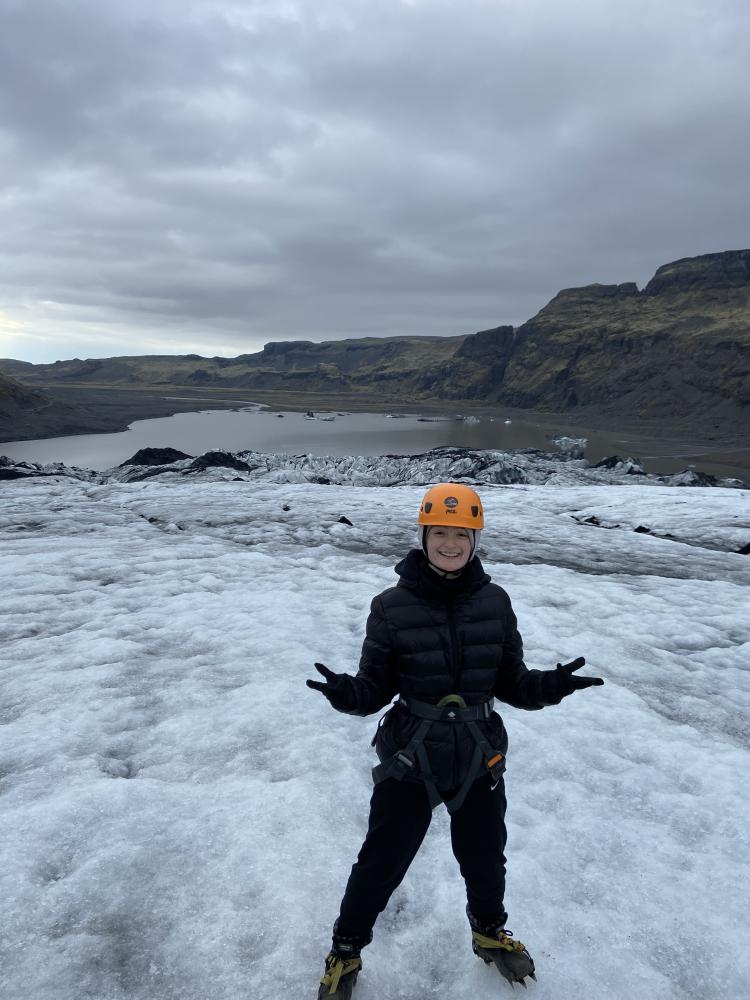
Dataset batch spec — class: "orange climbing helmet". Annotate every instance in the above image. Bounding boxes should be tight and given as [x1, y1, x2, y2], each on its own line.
[418, 483, 485, 529]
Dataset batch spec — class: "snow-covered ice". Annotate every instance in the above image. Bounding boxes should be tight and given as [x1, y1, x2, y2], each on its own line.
[1, 474, 748, 1000]
[2, 443, 746, 490]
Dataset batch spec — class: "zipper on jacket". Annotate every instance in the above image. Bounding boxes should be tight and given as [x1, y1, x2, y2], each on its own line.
[446, 604, 462, 691]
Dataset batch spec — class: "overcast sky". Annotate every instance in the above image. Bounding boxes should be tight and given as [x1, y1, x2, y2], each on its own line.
[1, 0, 749, 364]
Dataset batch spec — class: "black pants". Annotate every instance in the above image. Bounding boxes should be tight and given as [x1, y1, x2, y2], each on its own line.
[336, 773, 507, 946]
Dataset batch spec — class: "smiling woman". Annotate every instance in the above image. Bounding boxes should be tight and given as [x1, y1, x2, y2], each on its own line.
[306, 481, 603, 997]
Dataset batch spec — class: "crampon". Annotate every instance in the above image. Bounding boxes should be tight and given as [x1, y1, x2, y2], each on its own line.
[472, 928, 536, 988]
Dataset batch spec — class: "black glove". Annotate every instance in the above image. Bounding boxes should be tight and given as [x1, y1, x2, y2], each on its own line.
[306, 662, 357, 713]
[542, 656, 604, 704]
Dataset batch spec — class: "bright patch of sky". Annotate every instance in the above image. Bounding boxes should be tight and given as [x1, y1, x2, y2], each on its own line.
[1, 477, 748, 998]
[1, 0, 750, 362]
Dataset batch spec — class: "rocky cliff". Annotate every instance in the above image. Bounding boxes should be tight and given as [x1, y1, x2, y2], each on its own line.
[493, 251, 750, 423]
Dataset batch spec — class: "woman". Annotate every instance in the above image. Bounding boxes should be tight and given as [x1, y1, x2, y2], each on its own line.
[307, 483, 603, 997]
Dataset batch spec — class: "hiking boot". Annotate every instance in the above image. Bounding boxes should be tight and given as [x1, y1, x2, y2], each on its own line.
[317, 922, 371, 998]
[317, 950, 362, 998]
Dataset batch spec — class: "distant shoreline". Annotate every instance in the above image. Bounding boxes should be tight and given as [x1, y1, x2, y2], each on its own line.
[3, 382, 749, 478]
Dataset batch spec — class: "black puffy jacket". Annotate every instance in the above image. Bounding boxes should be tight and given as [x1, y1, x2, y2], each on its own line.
[347, 549, 561, 792]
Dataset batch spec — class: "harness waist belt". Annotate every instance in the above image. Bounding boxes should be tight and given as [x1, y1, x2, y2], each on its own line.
[398, 695, 494, 722]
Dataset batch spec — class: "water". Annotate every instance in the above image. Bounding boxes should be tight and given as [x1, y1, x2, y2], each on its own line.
[0, 405, 745, 479]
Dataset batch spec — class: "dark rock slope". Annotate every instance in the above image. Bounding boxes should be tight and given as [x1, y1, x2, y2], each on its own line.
[495, 250, 750, 424]
[0, 373, 54, 438]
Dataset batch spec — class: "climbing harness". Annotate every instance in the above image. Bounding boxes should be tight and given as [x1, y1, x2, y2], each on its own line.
[371, 694, 505, 813]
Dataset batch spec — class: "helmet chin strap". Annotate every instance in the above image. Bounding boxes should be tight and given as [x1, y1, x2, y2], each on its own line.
[427, 561, 466, 578]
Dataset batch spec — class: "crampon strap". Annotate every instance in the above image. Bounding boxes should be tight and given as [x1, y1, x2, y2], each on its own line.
[472, 929, 527, 954]
[320, 955, 362, 995]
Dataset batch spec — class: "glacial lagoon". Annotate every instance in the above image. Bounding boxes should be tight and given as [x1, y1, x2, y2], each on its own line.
[0, 403, 744, 479]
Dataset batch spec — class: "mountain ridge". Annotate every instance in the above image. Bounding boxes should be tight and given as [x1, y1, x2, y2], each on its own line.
[2, 249, 749, 441]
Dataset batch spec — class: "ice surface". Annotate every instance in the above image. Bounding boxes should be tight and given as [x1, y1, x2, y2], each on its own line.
[1, 477, 748, 1000]
[1, 444, 746, 491]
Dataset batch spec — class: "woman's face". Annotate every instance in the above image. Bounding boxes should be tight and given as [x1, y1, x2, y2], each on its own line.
[425, 525, 472, 572]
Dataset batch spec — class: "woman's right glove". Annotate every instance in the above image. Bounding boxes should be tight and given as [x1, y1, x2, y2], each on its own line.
[306, 662, 357, 712]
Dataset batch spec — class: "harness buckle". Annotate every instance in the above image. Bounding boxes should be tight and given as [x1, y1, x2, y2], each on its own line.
[487, 752, 505, 781]
[437, 693, 468, 722]
[394, 751, 415, 770]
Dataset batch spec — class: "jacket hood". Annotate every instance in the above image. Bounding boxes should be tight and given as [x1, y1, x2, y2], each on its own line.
[394, 548, 490, 601]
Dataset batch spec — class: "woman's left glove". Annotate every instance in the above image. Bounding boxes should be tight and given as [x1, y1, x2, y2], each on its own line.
[306, 662, 357, 712]
[542, 656, 604, 704]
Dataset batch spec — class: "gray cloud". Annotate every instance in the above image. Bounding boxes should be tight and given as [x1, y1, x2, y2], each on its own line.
[1, 0, 749, 362]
